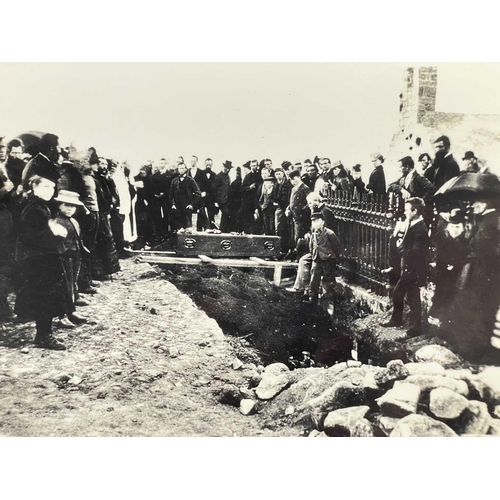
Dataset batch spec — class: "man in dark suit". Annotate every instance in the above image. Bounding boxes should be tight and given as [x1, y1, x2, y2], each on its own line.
[236, 159, 262, 234]
[427, 135, 460, 189]
[273, 167, 292, 253]
[381, 197, 429, 336]
[188, 155, 212, 231]
[286, 170, 311, 246]
[170, 162, 201, 230]
[389, 156, 436, 228]
[366, 153, 387, 196]
[418, 153, 434, 182]
[212, 160, 232, 232]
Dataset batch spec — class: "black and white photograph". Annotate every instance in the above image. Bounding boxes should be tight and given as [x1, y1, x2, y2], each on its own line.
[2, 61, 500, 440]
[1, 3, 499, 496]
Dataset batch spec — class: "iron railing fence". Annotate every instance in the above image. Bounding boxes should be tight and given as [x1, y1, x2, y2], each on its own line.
[324, 188, 405, 292]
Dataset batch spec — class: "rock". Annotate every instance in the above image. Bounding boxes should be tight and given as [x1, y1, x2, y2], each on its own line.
[242, 370, 262, 389]
[256, 365, 265, 374]
[232, 359, 243, 370]
[351, 418, 375, 437]
[429, 388, 468, 420]
[168, 347, 180, 358]
[376, 382, 421, 418]
[473, 367, 500, 406]
[374, 359, 409, 386]
[488, 419, 500, 436]
[20, 348, 29, 354]
[493, 406, 500, 419]
[50, 373, 71, 387]
[68, 376, 83, 386]
[239, 387, 256, 400]
[307, 381, 366, 430]
[308, 430, 328, 437]
[257, 364, 375, 429]
[239, 399, 257, 416]
[404, 375, 469, 397]
[285, 405, 295, 416]
[458, 400, 492, 436]
[362, 372, 379, 391]
[373, 415, 401, 436]
[415, 345, 461, 369]
[255, 367, 290, 400]
[219, 384, 241, 406]
[323, 406, 371, 437]
[264, 363, 290, 376]
[391, 414, 458, 437]
[243, 363, 257, 371]
[405, 362, 446, 376]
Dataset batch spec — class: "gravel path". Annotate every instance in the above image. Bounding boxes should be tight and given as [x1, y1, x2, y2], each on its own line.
[0, 259, 298, 437]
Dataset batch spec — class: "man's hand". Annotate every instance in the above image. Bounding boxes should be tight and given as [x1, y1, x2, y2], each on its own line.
[201, 192, 206, 198]
[401, 188, 411, 199]
[249, 183, 257, 190]
[214, 202, 219, 208]
[186, 205, 193, 210]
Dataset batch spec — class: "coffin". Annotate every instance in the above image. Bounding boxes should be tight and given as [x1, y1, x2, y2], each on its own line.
[166, 232, 281, 258]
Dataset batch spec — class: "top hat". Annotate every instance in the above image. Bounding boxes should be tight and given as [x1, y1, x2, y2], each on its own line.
[54, 190, 84, 206]
[222, 160, 233, 169]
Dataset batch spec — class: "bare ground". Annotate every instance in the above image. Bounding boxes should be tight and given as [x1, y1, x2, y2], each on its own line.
[0, 259, 300, 437]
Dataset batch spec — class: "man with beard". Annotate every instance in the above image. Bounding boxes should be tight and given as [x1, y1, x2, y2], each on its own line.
[427, 136, 460, 189]
[236, 159, 262, 234]
[170, 162, 201, 230]
[4, 139, 27, 192]
[388, 156, 436, 228]
[200, 158, 217, 229]
[22, 133, 62, 193]
[212, 160, 232, 233]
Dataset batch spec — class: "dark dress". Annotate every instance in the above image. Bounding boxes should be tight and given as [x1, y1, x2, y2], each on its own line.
[444, 210, 500, 363]
[14, 197, 68, 320]
[90, 173, 120, 279]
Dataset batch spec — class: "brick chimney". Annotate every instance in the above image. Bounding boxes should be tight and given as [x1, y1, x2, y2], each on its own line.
[398, 66, 437, 133]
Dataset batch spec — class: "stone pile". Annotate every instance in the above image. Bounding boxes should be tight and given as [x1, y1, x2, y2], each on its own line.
[221, 344, 500, 437]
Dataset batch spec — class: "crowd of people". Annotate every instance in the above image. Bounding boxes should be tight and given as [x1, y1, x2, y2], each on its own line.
[1, 131, 500, 365]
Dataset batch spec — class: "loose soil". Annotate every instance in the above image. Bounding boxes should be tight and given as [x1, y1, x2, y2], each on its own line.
[165, 265, 371, 367]
[0, 259, 303, 437]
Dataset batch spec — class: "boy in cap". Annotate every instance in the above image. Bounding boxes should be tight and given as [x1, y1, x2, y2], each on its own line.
[308, 211, 342, 305]
[53, 190, 90, 328]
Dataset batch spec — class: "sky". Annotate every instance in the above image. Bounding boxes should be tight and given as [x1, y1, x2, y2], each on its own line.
[1, 62, 500, 175]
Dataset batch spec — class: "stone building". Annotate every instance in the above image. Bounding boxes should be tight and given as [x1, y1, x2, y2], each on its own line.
[385, 65, 500, 182]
